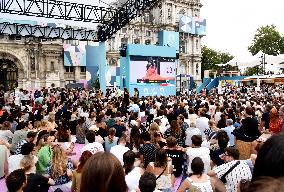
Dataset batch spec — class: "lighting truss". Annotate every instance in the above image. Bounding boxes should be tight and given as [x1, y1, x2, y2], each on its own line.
[0, 0, 160, 41]
[0, 0, 115, 24]
[0, 22, 98, 41]
[97, 0, 160, 41]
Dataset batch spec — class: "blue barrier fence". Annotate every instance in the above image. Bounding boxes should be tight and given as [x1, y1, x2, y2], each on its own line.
[196, 78, 211, 93]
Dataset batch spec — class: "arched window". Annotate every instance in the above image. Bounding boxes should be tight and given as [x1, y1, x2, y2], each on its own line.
[177, 9, 186, 21]
[109, 58, 117, 66]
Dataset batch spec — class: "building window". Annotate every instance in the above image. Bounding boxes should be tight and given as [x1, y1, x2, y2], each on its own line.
[196, 39, 199, 50]
[121, 38, 128, 48]
[121, 28, 127, 34]
[159, 10, 163, 22]
[66, 80, 75, 84]
[65, 66, 74, 73]
[108, 38, 115, 51]
[109, 58, 117, 66]
[111, 38, 115, 50]
[133, 39, 140, 44]
[144, 12, 150, 23]
[80, 66, 86, 73]
[168, 8, 172, 19]
[50, 61, 55, 71]
[134, 29, 139, 35]
[180, 41, 187, 54]
[145, 39, 151, 45]
[177, 9, 186, 22]
[196, 64, 199, 74]
[145, 31, 151, 37]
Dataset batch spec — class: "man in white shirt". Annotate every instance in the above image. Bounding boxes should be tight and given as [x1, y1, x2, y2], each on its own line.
[128, 99, 140, 113]
[186, 135, 210, 174]
[208, 147, 252, 192]
[81, 131, 104, 155]
[196, 108, 209, 138]
[110, 137, 130, 166]
[185, 122, 202, 147]
[221, 119, 235, 146]
[8, 143, 38, 174]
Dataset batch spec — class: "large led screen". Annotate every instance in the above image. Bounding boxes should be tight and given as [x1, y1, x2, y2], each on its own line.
[129, 56, 176, 96]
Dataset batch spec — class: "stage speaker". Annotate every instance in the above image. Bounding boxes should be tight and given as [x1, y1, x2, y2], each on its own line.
[120, 49, 126, 57]
[176, 53, 179, 59]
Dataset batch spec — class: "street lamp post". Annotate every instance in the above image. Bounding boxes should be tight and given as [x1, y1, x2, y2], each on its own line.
[260, 53, 267, 75]
[2, 62, 7, 91]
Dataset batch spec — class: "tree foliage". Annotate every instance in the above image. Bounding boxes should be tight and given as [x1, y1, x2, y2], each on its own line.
[248, 25, 284, 56]
[243, 66, 264, 76]
[201, 46, 234, 73]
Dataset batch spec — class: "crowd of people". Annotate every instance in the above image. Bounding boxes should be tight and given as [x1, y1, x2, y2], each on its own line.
[0, 84, 284, 192]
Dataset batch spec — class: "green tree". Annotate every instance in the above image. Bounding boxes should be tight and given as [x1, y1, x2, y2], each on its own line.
[248, 25, 284, 56]
[243, 66, 263, 76]
[201, 46, 234, 77]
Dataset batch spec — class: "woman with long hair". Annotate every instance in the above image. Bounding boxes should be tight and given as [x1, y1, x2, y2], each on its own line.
[76, 117, 87, 144]
[164, 120, 185, 147]
[71, 150, 92, 192]
[56, 123, 74, 155]
[149, 122, 160, 143]
[57, 123, 71, 142]
[104, 128, 118, 152]
[46, 145, 74, 191]
[146, 149, 175, 192]
[217, 114, 227, 129]
[80, 152, 128, 192]
[123, 150, 144, 192]
[178, 157, 224, 192]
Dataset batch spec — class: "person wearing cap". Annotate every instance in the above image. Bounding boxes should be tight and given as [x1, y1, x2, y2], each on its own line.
[14, 131, 37, 155]
[221, 119, 235, 147]
[8, 142, 38, 174]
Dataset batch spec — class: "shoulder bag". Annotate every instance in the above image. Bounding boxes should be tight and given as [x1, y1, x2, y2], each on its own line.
[220, 161, 240, 184]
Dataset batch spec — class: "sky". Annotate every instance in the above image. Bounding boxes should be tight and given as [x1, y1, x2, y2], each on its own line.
[200, 0, 284, 62]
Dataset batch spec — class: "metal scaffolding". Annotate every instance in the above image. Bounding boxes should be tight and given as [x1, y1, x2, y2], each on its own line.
[0, 0, 160, 41]
[0, 0, 115, 23]
[97, 0, 160, 41]
[0, 22, 97, 41]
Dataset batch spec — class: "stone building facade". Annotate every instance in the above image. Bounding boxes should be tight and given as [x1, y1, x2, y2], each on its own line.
[0, 36, 63, 90]
[0, 36, 89, 90]
[0, 0, 203, 90]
